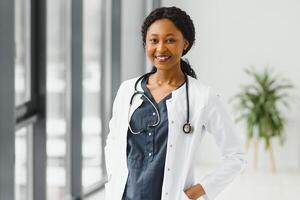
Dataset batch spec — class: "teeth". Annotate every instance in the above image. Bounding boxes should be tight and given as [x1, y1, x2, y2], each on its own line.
[156, 56, 170, 62]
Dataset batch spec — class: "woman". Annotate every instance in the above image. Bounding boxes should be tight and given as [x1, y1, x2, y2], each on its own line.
[105, 6, 247, 200]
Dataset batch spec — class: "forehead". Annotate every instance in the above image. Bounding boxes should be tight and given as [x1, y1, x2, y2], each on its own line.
[146, 18, 183, 37]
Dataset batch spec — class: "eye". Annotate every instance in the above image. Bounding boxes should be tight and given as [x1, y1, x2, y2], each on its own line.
[166, 38, 175, 43]
[149, 38, 158, 44]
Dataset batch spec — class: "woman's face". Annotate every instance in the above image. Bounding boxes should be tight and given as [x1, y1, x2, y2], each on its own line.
[145, 18, 189, 71]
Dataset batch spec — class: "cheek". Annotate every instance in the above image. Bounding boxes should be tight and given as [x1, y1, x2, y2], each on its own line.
[170, 47, 184, 58]
[145, 46, 155, 58]
[178, 47, 185, 57]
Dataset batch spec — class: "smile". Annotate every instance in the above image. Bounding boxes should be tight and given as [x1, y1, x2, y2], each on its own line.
[155, 55, 171, 62]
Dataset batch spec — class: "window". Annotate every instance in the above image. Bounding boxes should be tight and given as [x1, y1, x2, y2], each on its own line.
[82, 0, 104, 190]
[46, 0, 70, 199]
[15, 0, 31, 106]
[15, 126, 32, 200]
[14, 0, 32, 199]
[8, 0, 120, 199]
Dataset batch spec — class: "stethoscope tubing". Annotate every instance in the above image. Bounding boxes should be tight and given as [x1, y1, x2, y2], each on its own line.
[128, 72, 192, 134]
[128, 90, 161, 134]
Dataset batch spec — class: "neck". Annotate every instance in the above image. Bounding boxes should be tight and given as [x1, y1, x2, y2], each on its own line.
[150, 64, 185, 86]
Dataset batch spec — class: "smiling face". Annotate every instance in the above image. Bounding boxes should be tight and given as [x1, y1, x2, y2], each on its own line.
[145, 18, 189, 71]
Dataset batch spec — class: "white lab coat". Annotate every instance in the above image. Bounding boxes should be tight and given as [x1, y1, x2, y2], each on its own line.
[104, 76, 247, 200]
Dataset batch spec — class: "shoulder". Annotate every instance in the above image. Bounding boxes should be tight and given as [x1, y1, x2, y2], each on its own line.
[188, 76, 210, 92]
[188, 76, 221, 107]
[113, 76, 141, 105]
[118, 76, 140, 91]
[115, 76, 142, 99]
[188, 76, 211, 101]
[121, 76, 140, 87]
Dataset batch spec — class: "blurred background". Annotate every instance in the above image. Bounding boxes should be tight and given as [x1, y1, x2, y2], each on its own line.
[0, 0, 299, 200]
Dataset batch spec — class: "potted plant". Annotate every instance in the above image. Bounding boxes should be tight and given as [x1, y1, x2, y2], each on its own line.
[231, 67, 293, 173]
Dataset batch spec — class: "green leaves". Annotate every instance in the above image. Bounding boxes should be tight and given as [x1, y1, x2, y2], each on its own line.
[232, 67, 293, 149]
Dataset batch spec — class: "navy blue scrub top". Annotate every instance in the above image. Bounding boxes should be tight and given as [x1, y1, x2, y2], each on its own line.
[122, 75, 175, 200]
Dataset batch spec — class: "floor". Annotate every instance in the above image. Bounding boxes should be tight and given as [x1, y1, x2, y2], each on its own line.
[86, 167, 300, 200]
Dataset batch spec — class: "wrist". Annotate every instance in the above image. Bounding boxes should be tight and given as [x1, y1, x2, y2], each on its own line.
[185, 183, 206, 199]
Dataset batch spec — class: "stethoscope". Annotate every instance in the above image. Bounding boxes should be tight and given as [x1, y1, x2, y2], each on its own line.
[128, 71, 193, 135]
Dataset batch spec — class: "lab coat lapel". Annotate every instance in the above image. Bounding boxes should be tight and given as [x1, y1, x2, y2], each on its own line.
[170, 79, 187, 123]
[128, 80, 143, 120]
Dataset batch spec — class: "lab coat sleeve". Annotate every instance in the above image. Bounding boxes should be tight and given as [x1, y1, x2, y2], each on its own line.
[104, 82, 124, 179]
[200, 90, 247, 200]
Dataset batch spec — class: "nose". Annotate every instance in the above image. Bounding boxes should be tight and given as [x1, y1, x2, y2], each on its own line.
[157, 41, 167, 52]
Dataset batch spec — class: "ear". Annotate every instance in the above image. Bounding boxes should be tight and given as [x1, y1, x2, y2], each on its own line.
[184, 39, 189, 50]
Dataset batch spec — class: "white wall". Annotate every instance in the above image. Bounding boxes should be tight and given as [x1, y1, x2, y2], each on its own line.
[121, 0, 146, 81]
[162, 0, 300, 169]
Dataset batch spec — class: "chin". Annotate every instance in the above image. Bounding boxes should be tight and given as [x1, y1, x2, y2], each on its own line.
[154, 61, 178, 70]
[154, 65, 174, 72]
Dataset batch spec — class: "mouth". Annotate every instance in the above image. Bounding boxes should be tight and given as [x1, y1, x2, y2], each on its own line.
[155, 55, 171, 62]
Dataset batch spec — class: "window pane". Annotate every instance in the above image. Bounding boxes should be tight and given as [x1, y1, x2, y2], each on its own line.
[82, 0, 104, 190]
[15, 126, 32, 200]
[46, 0, 70, 199]
[15, 0, 31, 106]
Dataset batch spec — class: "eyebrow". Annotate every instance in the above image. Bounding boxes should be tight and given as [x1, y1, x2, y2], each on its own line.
[149, 33, 175, 36]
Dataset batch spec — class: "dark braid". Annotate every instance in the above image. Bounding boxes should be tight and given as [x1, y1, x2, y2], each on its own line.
[141, 6, 197, 79]
[180, 59, 197, 79]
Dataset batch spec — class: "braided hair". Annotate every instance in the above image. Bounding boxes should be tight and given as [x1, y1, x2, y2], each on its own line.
[141, 6, 197, 79]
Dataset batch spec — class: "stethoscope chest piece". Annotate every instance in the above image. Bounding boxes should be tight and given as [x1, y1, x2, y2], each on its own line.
[183, 123, 192, 134]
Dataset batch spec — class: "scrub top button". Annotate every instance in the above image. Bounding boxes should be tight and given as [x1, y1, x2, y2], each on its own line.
[148, 153, 152, 157]
[152, 112, 156, 116]
[148, 132, 152, 136]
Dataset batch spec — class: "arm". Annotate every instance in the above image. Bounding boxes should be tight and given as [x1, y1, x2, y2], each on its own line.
[104, 83, 124, 179]
[186, 90, 247, 200]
